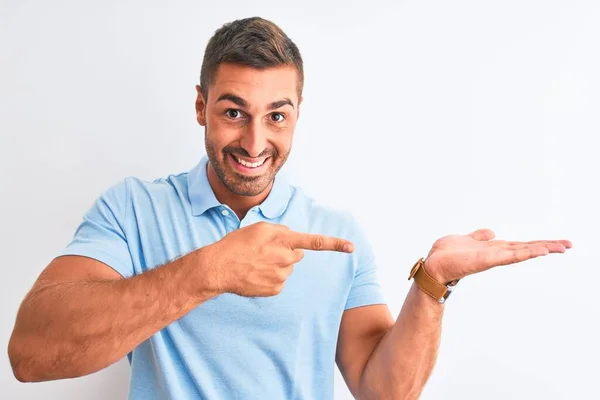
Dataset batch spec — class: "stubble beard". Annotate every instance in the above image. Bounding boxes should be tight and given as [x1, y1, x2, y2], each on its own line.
[204, 134, 290, 197]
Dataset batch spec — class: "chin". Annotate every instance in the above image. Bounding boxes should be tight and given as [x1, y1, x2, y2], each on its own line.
[227, 184, 269, 197]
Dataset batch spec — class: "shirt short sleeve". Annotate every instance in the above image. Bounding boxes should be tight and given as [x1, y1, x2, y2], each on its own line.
[344, 215, 386, 310]
[57, 179, 135, 279]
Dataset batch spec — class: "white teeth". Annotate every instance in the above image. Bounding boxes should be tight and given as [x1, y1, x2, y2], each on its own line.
[234, 156, 266, 168]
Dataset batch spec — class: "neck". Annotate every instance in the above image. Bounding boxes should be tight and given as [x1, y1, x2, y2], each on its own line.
[206, 163, 272, 219]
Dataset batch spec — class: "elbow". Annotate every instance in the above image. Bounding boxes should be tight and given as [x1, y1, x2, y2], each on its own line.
[8, 340, 32, 383]
[8, 333, 95, 383]
[8, 339, 34, 383]
[8, 351, 53, 383]
[8, 334, 46, 383]
[11, 361, 34, 383]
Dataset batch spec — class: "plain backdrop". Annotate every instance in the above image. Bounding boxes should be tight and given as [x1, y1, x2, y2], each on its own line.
[1, 0, 598, 399]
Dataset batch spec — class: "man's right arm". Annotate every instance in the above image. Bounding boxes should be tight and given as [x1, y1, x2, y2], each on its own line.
[7, 249, 218, 383]
[7, 212, 353, 383]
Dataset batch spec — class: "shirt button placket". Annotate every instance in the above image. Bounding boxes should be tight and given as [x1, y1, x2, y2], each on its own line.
[221, 207, 239, 233]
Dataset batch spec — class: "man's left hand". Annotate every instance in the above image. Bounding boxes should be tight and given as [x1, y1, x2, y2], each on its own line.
[423, 229, 572, 283]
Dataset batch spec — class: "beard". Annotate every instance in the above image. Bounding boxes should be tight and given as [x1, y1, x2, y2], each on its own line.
[204, 134, 290, 197]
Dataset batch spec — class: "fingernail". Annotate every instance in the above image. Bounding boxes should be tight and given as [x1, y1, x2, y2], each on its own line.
[343, 244, 352, 252]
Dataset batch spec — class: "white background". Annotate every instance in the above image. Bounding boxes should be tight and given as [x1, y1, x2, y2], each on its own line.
[1, 0, 598, 399]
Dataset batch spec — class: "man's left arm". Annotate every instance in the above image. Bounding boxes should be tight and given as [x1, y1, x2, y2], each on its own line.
[336, 283, 444, 400]
[335, 215, 445, 400]
[336, 224, 571, 399]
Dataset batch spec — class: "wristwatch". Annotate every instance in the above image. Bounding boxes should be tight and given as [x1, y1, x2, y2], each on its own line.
[408, 257, 459, 304]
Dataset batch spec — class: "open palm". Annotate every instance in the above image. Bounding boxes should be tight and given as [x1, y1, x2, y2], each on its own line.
[424, 229, 572, 283]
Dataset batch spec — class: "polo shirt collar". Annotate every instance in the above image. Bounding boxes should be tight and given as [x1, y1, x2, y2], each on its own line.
[187, 155, 292, 219]
[257, 166, 292, 219]
[187, 156, 220, 216]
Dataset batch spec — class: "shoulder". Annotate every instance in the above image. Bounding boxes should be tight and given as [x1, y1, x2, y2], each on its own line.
[99, 171, 189, 196]
[124, 172, 189, 196]
[92, 171, 191, 218]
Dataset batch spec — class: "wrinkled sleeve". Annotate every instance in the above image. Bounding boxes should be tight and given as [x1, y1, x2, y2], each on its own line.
[57, 180, 135, 279]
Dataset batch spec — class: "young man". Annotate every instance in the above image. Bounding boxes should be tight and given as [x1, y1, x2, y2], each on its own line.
[8, 17, 571, 400]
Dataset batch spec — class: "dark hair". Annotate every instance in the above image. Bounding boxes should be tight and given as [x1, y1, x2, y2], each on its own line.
[199, 17, 304, 99]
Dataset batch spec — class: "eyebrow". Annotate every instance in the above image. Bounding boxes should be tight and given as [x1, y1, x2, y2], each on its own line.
[268, 99, 294, 110]
[216, 93, 294, 110]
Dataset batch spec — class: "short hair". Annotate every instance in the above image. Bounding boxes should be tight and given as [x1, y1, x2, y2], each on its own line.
[199, 17, 304, 99]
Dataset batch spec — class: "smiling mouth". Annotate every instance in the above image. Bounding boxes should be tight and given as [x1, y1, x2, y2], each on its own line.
[231, 154, 269, 168]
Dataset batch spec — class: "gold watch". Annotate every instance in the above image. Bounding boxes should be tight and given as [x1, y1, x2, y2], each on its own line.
[408, 258, 459, 304]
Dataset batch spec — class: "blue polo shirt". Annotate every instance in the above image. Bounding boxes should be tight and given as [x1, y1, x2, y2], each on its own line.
[59, 155, 385, 400]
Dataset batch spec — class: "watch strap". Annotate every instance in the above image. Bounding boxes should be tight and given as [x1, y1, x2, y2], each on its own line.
[408, 257, 458, 303]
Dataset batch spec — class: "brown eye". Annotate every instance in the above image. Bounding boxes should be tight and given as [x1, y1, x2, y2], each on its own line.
[226, 109, 242, 119]
[270, 113, 285, 122]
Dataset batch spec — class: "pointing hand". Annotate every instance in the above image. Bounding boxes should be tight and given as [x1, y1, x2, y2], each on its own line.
[204, 222, 354, 297]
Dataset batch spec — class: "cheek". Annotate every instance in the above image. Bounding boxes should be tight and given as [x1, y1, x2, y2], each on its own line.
[205, 112, 221, 131]
[206, 116, 235, 142]
[271, 130, 294, 154]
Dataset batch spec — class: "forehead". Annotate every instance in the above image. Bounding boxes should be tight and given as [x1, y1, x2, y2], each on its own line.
[210, 63, 300, 106]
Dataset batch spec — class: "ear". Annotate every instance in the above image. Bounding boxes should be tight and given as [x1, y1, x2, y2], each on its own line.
[195, 85, 207, 126]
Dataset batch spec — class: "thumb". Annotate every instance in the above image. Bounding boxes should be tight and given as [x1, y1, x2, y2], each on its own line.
[467, 228, 495, 241]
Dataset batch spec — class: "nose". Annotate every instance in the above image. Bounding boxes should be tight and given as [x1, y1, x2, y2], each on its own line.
[240, 122, 268, 158]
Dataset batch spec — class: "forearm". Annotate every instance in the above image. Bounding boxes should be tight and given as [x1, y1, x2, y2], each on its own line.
[8, 249, 217, 382]
[360, 283, 444, 399]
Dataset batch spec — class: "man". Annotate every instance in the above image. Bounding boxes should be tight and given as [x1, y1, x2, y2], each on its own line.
[8, 16, 571, 400]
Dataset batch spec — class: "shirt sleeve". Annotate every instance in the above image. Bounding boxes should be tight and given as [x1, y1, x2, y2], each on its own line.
[56, 179, 135, 279]
[344, 215, 387, 310]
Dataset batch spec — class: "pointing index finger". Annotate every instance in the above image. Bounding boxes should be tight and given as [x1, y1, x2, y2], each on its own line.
[288, 231, 354, 253]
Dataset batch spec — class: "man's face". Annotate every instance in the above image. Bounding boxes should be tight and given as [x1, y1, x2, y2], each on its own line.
[196, 63, 301, 197]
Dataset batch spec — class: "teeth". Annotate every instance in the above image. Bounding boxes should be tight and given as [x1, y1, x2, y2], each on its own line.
[235, 156, 266, 168]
